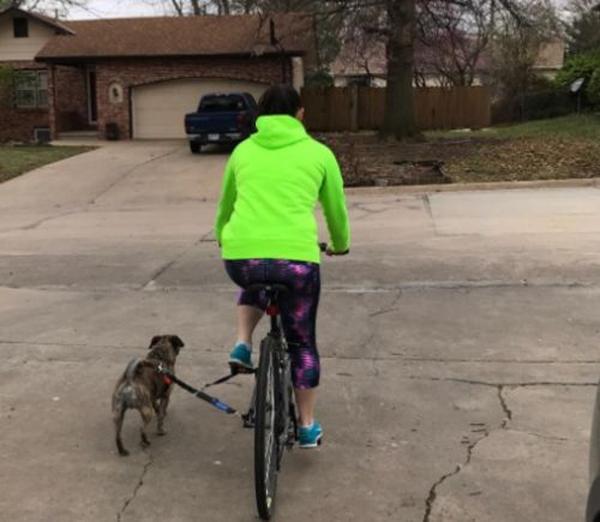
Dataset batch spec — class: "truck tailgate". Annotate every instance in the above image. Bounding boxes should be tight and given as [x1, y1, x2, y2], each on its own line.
[186, 112, 240, 134]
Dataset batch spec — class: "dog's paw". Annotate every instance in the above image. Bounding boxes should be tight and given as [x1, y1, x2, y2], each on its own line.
[156, 428, 167, 436]
[118, 448, 130, 457]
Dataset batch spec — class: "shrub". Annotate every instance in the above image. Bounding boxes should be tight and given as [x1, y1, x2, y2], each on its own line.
[304, 69, 334, 87]
[555, 53, 600, 89]
[0, 65, 14, 107]
[492, 88, 574, 124]
[587, 68, 600, 106]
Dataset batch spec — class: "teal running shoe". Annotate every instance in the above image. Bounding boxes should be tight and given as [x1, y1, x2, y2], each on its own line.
[228, 342, 253, 372]
[298, 421, 323, 448]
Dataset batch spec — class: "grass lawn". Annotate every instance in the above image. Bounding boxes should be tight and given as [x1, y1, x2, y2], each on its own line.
[0, 145, 93, 184]
[319, 114, 600, 186]
[429, 113, 600, 141]
[436, 114, 600, 183]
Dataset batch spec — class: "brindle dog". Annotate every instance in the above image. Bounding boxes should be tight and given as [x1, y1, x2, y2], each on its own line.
[112, 335, 184, 456]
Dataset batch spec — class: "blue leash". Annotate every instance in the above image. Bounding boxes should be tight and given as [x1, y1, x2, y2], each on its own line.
[157, 363, 248, 416]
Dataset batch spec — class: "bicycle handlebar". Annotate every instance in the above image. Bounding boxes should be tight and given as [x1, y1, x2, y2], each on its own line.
[319, 242, 349, 256]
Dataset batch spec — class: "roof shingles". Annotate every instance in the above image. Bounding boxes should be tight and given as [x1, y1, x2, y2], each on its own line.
[36, 14, 312, 61]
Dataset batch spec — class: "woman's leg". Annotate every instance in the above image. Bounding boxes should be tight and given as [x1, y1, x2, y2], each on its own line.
[295, 388, 318, 428]
[236, 305, 263, 346]
[225, 259, 322, 430]
[225, 260, 267, 346]
[267, 260, 321, 428]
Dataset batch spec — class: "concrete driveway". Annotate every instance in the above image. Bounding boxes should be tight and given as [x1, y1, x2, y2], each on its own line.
[1, 141, 599, 522]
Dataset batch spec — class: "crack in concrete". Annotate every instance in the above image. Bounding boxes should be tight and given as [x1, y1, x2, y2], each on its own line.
[198, 228, 216, 243]
[368, 289, 402, 318]
[423, 464, 462, 522]
[398, 356, 600, 364]
[141, 229, 212, 290]
[2, 279, 598, 294]
[421, 194, 439, 236]
[422, 392, 505, 521]
[90, 148, 179, 206]
[409, 375, 598, 388]
[497, 385, 513, 427]
[349, 201, 395, 215]
[20, 209, 85, 231]
[420, 374, 586, 521]
[116, 450, 153, 522]
[509, 429, 569, 442]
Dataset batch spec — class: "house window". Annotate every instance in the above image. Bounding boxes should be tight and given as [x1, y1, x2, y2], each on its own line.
[15, 71, 48, 109]
[13, 18, 29, 38]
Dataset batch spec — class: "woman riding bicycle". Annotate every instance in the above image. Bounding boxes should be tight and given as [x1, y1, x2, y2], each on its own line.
[215, 84, 350, 448]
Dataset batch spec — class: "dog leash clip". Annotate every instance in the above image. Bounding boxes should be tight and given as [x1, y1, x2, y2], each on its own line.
[156, 363, 173, 385]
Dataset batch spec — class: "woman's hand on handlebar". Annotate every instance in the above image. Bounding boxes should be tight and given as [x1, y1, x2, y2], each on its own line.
[319, 242, 349, 257]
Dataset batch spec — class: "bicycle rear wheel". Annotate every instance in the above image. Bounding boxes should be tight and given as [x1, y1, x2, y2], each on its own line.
[254, 335, 279, 520]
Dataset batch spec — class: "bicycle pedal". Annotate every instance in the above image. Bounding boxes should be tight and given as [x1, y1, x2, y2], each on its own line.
[241, 412, 255, 428]
[229, 363, 255, 375]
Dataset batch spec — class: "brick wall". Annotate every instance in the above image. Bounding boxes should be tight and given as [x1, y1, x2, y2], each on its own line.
[0, 61, 49, 143]
[0, 105, 49, 142]
[95, 55, 290, 139]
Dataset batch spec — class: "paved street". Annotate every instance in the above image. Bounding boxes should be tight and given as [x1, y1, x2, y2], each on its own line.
[1, 141, 599, 521]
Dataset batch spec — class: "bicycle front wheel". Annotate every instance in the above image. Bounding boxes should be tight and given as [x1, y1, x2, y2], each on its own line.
[254, 335, 279, 520]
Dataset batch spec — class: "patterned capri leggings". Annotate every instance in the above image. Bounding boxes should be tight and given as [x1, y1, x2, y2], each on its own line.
[224, 259, 321, 389]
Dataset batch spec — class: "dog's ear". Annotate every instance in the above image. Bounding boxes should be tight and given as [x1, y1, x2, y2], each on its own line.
[149, 336, 162, 349]
[170, 335, 184, 353]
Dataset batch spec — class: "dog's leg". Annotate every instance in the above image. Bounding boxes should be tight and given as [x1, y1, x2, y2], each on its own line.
[139, 406, 153, 448]
[113, 406, 129, 457]
[156, 395, 170, 436]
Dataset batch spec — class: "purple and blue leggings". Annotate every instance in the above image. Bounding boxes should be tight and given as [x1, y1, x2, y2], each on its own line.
[224, 259, 321, 389]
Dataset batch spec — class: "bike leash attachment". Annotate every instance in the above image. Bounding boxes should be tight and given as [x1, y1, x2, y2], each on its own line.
[157, 363, 239, 416]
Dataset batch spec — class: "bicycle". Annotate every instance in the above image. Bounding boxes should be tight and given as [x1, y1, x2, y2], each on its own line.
[235, 244, 343, 520]
[238, 282, 297, 520]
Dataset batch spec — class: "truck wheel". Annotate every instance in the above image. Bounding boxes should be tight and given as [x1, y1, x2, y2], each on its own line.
[190, 142, 201, 154]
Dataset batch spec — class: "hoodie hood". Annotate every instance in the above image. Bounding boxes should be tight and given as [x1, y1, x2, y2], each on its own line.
[250, 115, 309, 149]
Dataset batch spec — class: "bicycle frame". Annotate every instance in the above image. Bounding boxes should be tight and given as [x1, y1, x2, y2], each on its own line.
[244, 286, 297, 520]
[243, 288, 296, 446]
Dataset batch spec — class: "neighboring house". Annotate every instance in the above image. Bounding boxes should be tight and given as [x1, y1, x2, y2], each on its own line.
[532, 40, 566, 80]
[0, 9, 73, 142]
[0, 7, 313, 142]
[331, 39, 565, 88]
[330, 40, 387, 88]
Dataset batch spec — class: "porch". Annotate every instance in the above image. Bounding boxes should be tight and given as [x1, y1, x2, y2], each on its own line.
[49, 63, 98, 139]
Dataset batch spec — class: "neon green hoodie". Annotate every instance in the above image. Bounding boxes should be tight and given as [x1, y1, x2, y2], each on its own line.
[214, 115, 350, 264]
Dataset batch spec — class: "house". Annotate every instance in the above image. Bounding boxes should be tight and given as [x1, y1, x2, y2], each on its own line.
[0, 7, 313, 142]
[532, 40, 566, 80]
[331, 38, 565, 88]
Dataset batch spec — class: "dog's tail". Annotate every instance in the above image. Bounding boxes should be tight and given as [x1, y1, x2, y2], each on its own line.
[119, 358, 142, 408]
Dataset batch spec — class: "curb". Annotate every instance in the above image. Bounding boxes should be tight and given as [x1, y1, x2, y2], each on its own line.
[345, 177, 600, 196]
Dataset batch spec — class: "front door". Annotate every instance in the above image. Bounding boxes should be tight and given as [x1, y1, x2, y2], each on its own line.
[87, 67, 98, 125]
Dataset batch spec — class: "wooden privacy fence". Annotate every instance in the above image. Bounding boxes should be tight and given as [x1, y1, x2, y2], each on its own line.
[301, 86, 491, 132]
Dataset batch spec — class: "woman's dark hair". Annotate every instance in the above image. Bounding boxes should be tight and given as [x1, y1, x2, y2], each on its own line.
[257, 84, 302, 117]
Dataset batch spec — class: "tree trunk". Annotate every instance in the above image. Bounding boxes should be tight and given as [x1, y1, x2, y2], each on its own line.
[381, 0, 419, 140]
[170, 0, 184, 15]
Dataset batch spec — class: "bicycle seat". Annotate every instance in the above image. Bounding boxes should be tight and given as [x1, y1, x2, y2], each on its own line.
[246, 283, 290, 295]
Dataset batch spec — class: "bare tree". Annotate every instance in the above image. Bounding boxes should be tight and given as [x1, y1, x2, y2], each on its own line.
[488, 0, 560, 119]
[416, 0, 496, 87]
[0, 0, 88, 13]
[145, 0, 530, 140]
[565, 0, 600, 54]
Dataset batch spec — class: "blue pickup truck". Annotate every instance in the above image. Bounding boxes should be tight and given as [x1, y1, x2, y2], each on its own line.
[184, 92, 258, 153]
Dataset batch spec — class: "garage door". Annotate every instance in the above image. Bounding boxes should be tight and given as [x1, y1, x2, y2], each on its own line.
[132, 78, 268, 139]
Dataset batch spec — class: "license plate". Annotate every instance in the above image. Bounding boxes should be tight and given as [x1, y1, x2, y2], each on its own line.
[208, 134, 219, 141]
